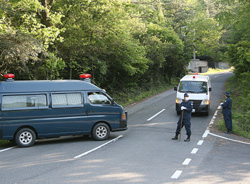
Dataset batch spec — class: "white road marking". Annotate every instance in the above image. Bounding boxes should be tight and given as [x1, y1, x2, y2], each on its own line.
[74, 135, 123, 159]
[202, 129, 210, 138]
[209, 116, 216, 125]
[182, 158, 191, 165]
[191, 148, 199, 154]
[208, 132, 250, 145]
[0, 146, 16, 153]
[207, 104, 250, 145]
[197, 140, 204, 145]
[147, 109, 166, 121]
[209, 120, 214, 125]
[171, 170, 182, 179]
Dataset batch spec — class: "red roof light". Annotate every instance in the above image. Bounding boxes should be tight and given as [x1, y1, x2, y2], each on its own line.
[79, 74, 91, 79]
[3, 74, 15, 79]
[193, 76, 196, 79]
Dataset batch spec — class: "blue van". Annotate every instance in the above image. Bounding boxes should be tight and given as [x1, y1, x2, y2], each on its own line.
[0, 74, 127, 147]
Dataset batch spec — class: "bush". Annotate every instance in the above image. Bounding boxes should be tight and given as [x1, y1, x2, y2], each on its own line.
[225, 73, 250, 138]
[110, 77, 179, 107]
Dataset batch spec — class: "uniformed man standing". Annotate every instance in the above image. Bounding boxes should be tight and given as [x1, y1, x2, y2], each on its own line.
[172, 93, 193, 142]
[220, 91, 232, 134]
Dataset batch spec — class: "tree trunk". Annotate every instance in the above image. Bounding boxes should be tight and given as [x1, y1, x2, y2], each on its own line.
[40, 0, 51, 27]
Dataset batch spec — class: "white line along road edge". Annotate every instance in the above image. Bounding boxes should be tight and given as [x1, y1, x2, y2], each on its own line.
[208, 132, 250, 146]
[74, 135, 123, 159]
[0, 146, 16, 153]
[206, 104, 250, 146]
[147, 109, 166, 121]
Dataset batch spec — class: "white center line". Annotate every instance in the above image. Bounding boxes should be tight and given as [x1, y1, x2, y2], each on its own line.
[74, 135, 123, 159]
[171, 170, 183, 179]
[182, 158, 192, 165]
[202, 129, 210, 138]
[197, 140, 204, 145]
[191, 148, 199, 154]
[147, 109, 166, 121]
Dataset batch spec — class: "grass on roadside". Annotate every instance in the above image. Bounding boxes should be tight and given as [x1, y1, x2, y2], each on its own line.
[111, 78, 179, 107]
[213, 74, 250, 139]
[215, 113, 250, 139]
[0, 140, 13, 147]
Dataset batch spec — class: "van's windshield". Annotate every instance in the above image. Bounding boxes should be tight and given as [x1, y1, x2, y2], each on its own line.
[179, 81, 207, 93]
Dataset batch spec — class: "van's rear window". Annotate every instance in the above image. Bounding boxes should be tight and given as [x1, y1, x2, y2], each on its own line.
[2, 94, 47, 110]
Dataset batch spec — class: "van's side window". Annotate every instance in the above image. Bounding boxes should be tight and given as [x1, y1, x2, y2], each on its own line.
[2, 94, 47, 110]
[88, 92, 111, 105]
[52, 93, 83, 107]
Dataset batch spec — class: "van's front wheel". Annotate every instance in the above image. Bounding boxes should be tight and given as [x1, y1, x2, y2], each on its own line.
[15, 128, 36, 147]
[92, 123, 110, 141]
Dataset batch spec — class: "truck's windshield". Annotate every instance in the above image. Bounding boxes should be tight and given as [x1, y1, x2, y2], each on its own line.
[179, 81, 207, 93]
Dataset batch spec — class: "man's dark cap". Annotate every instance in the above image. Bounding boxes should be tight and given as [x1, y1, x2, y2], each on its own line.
[225, 91, 230, 97]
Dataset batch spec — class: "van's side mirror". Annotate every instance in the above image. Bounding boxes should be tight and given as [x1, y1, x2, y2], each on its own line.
[209, 87, 212, 92]
[111, 99, 115, 105]
[174, 86, 177, 91]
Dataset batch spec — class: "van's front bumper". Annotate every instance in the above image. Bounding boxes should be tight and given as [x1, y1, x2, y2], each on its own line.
[197, 105, 209, 113]
[0, 128, 3, 139]
[176, 104, 209, 113]
[112, 111, 128, 132]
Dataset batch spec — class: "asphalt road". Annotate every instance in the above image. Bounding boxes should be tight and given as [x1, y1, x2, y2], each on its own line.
[1, 72, 250, 184]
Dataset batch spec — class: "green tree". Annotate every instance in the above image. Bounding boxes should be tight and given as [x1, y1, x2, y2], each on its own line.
[0, 0, 64, 78]
[214, 0, 250, 72]
[0, 32, 46, 78]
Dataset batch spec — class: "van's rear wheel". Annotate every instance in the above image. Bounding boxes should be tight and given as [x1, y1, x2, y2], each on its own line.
[15, 128, 36, 147]
[92, 123, 110, 141]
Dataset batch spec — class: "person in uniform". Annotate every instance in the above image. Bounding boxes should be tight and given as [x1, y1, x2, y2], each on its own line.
[220, 91, 232, 134]
[172, 93, 193, 142]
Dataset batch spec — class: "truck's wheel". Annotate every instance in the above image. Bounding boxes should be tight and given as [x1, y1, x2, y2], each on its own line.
[92, 123, 110, 141]
[15, 128, 36, 147]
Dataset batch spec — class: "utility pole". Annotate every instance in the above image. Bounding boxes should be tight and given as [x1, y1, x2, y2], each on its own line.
[193, 29, 196, 60]
[193, 10, 196, 61]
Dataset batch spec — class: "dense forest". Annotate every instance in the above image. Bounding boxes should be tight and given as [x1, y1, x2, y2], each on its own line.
[0, 0, 249, 94]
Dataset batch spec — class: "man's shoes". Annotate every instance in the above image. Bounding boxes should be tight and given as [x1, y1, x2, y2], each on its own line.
[184, 136, 190, 142]
[172, 134, 178, 140]
[225, 129, 232, 134]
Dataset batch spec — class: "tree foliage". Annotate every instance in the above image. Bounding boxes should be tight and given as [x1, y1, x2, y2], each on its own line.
[0, 0, 238, 92]
[214, 0, 250, 73]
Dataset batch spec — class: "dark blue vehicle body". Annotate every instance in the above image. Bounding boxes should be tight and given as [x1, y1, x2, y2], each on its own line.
[0, 78, 127, 146]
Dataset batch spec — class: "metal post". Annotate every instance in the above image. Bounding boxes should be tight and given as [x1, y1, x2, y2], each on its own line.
[193, 29, 196, 60]
[179, 110, 184, 141]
